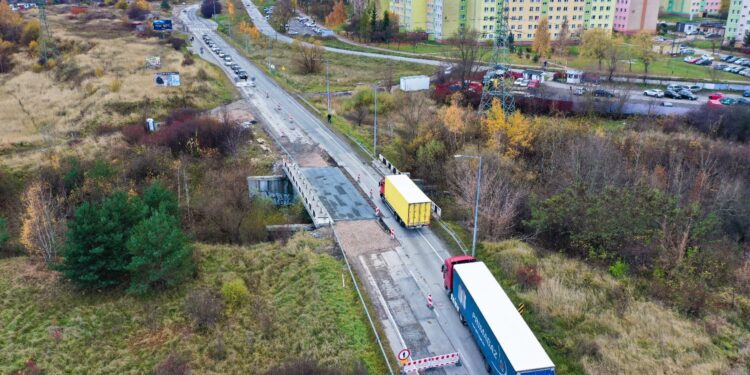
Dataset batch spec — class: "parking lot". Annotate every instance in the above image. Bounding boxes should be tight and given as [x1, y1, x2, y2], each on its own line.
[286, 14, 333, 38]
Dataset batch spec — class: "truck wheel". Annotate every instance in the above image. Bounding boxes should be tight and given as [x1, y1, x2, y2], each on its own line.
[459, 314, 467, 326]
[484, 358, 492, 373]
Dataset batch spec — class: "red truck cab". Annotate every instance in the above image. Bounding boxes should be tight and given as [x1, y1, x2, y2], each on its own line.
[442, 255, 478, 291]
[378, 178, 385, 197]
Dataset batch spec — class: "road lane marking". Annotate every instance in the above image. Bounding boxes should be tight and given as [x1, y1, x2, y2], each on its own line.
[358, 255, 407, 350]
[419, 231, 445, 263]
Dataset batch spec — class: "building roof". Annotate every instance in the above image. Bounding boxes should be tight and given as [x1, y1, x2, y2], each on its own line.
[386, 175, 431, 204]
[524, 69, 544, 75]
[455, 262, 554, 372]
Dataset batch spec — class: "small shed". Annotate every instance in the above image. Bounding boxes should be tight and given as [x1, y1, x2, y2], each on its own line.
[676, 22, 700, 34]
[523, 69, 545, 82]
[566, 69, 583, 84]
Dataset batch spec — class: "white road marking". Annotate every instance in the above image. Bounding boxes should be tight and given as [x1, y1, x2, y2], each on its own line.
[358, 255, 407, 350]
[419, 231, 445, 263]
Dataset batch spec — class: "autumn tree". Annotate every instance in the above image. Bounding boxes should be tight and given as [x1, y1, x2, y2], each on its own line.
[292, 39, 324, 74]
[238, 21, 261, 41]
[325, 0, 347, 28]
[20, 19, 40, 46]
[20, 180, 64, 265]
[271, 0, 296, 31]
[115, 0, 127, 10]
[581, 28, 610, 70]
[482, 99, 534, 158]
[633, 32, 656, 78]
[0, 0, 23, 43]
[440, 94, 468, 149]
[532, 18, 551, 57]
[0, 38, 13, 73]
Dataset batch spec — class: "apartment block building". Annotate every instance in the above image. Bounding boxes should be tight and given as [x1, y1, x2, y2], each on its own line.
[660, 0, 721, 16]
[725, 0, 750, 44]
[613, 0, 660, 33]
[392, 0, 617, 42]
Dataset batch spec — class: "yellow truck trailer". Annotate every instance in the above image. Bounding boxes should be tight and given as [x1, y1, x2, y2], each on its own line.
[378, 175, 432, 228]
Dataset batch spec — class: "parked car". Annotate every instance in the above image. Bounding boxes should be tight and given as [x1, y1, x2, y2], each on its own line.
[513, 78, 529, 87]
[667, 84, 690, 92]
[743, 90, 750, 97]
[719, 98, 737, 106]
[697, 59, 712, 66]
[689, 85, 703, 92]
[664, 89, 682, 99]
[708, 92, 725, 100]
[714, 64, 728, 70]
[527, 79, 540, 88]
[720, 55, 733, 61]
[737, 98, 750, 105]
[644, 89, 664, 97]
[727, 56, 739, 63]
[593, 89, 615, 97]
[573, 87, 586, 96]
[678, 90, 698, 100]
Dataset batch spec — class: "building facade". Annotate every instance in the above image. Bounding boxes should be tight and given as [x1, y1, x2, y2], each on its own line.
[392, 0, 617, 42]
[725, 0, 750, 44]
[660, 0, 721, 16]
[613, 0, 660, 33]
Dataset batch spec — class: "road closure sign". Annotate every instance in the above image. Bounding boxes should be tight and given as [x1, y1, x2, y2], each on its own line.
[153, 19, 173, 31]
[154, 72, 180, 87]
[398, 348, 411, 365]
[145, 56, 160, 68]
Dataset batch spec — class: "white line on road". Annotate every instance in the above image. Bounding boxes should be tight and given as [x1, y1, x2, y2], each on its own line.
[358, 255, 407, 350]
[395, 246, 441, 318]
[419, 231, 445, 263]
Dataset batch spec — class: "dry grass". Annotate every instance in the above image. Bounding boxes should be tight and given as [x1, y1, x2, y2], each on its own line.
[0, 7, 236, 168]
[480, 240, 749, 374]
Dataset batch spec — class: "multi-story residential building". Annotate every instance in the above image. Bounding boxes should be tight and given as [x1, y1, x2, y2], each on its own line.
[724, 0, 750, 44]
[393, 0, 617, 42]
[660, 0, 721, 16]
[613, 0, 660, 33]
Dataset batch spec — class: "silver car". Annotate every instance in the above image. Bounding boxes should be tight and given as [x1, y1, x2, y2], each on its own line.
[644, 89, 664, 98]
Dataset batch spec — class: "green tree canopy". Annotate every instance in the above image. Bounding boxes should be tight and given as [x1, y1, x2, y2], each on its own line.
[58, 192, 147, 289]
[126, 210, 193, 295]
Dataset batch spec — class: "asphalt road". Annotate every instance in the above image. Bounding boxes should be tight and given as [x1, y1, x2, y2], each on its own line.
[180, 6, 486, 374]
[237, 0, 443, 66]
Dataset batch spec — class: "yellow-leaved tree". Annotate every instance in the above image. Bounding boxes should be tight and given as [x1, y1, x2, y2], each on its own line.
[482, 99, 534, 158]
[238, 20, 261, 41]
[325, 0, 347, 28]
[440, 94, 467, 149]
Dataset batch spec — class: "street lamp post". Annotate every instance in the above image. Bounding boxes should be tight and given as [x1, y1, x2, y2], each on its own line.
[326, 58, 331, 123]
[454, 154, 483, 257]
[373, 85, 378, 158]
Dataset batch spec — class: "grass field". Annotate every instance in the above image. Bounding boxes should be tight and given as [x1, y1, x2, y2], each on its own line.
[0, 6, 237, 168]
[0, 235, 388, 374]
[475, 240, 750, 374]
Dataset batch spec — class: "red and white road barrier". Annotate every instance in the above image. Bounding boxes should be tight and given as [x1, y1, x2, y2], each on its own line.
[357, 174, 361, 183]
[390, 228, 395, 240]
[402, 352, 460, 373]
[427, 293, 433, 309]
[375, 207, 381, 217]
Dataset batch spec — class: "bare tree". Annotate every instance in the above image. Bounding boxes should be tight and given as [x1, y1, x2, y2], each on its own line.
[606, 36, 625, 81]
[448, 28, 488, 88]
[20, 180, 64, 265]
[392, 92, 433, 142]
[270, 0, 296, 31]
[447, 155, 526, 239]
[292, 40, 324, 74]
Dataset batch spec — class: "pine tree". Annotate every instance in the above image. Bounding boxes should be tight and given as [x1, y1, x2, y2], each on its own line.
[506, 32, 515, 52]
[58, 192, 147, 289]
[161, 0, 170, 11]
[382, 10, 390, 42]
[369, 4, 377, 42]
[126, 210, 193, 295]
[744, 30, 750, 48]
[143, 182, 178, 217]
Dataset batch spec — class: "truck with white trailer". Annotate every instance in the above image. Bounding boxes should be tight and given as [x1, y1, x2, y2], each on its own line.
[443, 255, 555, 375]
[399, 75, 430, 92]
[378, 174, 431, 228]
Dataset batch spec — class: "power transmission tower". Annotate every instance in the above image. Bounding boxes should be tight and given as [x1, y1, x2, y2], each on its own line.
[477, 12, 514, 117]
[36, 0, 55, 63]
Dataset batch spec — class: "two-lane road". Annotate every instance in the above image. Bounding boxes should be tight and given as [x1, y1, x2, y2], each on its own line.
[180, 6, 486, 374]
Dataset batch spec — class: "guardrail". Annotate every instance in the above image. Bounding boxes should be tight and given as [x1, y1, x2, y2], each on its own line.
[282, 159, 332, 227]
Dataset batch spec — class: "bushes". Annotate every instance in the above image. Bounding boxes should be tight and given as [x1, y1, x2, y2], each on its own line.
[154, 352, 190, 375]
[221, 278, 249, 310]
[184, 288, 223, 331]
[200, 0, 221, 18]
[168, 37, 186, 51]
[122, 110, 248, 157]
[516, 265, 542, 289]
[127, 0, 150, 20]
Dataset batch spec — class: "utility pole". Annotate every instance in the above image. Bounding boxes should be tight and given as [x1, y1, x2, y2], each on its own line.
[326, 58, 331, 123]
[454, 154, 483, 257]
[373, 85, 378, 158]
